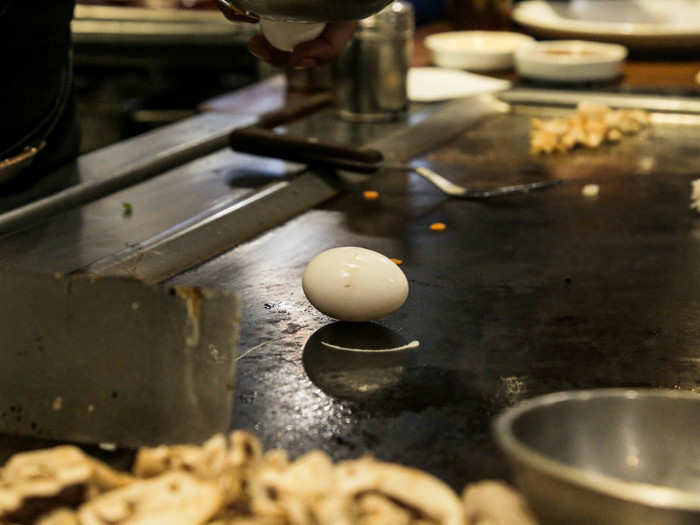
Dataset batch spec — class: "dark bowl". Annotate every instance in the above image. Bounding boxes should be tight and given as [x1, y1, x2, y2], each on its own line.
[218, 0, 392, 22]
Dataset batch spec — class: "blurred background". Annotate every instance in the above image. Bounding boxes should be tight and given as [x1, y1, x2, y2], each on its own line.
[72, 0, 700, 153]
[73, 0, 256, 152]
[72, 0, 457, 152]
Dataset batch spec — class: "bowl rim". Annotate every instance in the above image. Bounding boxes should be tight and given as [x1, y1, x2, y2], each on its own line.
[515, 39, 628, 64]
[425, 31, 535, 56]
[216, 0, 393, 22]
[493, 388, 700, 511]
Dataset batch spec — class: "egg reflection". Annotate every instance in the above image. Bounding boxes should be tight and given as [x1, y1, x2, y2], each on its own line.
[302, 322, 419, 402]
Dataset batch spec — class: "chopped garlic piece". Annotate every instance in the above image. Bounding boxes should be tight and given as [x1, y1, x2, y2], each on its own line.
[530, 103, 650, 155]
[582, 184, 600, 197]
[690, 179, 700, 211]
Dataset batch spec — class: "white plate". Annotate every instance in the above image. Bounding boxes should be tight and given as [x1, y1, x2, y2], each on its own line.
[425, 31, 534, 71]
[408, 68, 511, 102]
[513, 0, 700, 50]
[515, 40, 627, 83]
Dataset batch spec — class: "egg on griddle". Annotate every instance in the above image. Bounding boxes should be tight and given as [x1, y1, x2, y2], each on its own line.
[302, 247, 408, 322]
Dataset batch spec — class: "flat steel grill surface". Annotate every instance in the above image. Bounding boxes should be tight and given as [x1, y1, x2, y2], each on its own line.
[3, 94, 700, 489]
[171, 101, 700, 488]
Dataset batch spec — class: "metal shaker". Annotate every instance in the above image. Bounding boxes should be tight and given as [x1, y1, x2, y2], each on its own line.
[334, 1, 414, 122]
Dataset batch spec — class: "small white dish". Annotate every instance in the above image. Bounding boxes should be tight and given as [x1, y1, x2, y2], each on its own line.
[515, 40, 627, 83]
[408, 67, 511, 102]
[425, 31, 535, 71]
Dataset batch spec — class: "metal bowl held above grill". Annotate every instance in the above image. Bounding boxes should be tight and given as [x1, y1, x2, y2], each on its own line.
[218, 0, 392, 22]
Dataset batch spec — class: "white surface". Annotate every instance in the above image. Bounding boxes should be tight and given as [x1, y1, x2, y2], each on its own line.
[259, 19, 325, 52]
[515, 40, 627, 83]
[513, 0, 700, 47]
[302, 247, 409, 322]
[408, 68, 511, 102]
[425, 31, 535, 71]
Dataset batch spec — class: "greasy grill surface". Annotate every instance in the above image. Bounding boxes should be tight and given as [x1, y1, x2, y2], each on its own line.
[172, 108, 700, 488]
[2, 101, 700, 491]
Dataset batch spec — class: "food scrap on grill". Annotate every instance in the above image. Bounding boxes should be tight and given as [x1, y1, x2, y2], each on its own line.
[581, 184, 600, 198]
[690, 179, 700, 212]
[530, 102, 651, 155]
[0, 446, 132, 524]
[463, 481, 538, 525]
[1, 432, 538, 525]
[78, 471, 222, 525]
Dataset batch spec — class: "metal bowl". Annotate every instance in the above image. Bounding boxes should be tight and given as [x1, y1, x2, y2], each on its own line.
[218, 0, 392, 22]
[493, 389, 700, 525]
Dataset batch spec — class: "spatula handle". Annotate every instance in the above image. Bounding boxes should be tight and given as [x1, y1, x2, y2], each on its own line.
[228, 127, 383, 174]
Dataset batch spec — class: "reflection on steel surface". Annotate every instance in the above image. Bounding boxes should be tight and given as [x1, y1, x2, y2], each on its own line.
[72, 4, 256, 45]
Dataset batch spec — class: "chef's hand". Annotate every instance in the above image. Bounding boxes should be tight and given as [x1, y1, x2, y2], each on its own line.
[248, 22, 357, 68]
[216, 1, 356, 68]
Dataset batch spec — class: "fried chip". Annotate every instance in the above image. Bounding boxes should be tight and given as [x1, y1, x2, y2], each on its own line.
[3, 434, 536, 525]
[530, 102, 650, 155]
[78, 471, 222, 525]
[0, 446, 132, 525]
[463, 480, 538, 525]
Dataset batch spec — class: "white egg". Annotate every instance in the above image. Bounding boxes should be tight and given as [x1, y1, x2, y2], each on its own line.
[302, 247, 409, 322]
[259, 19, 326, 53]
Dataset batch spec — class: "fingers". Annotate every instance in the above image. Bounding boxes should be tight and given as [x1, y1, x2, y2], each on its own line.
[290, 21, 357, 67]
[248, 20, 357, 69]
[248, 34, 292, 68]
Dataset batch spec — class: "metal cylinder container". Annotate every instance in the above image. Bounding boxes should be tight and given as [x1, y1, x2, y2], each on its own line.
[334, 1, 414, 123]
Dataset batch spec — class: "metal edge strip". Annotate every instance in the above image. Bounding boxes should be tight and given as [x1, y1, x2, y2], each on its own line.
[80, 95, 508, 284]
[83, 173, 342, 284]
[499, 88, 700, 114]
[0, 115, 255, 238]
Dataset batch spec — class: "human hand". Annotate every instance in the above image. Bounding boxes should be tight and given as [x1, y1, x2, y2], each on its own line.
[247, 21, 357, 68]
[217, 0, 356, 68]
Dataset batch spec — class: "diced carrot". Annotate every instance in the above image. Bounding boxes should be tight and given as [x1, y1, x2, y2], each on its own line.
[363, 190, 379, 200]
[430, 222, 446, 231]
[390, 258, 403, 265]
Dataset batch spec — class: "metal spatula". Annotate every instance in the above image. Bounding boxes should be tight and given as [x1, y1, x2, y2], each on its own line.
[229, 127, 561, 199]
[0, 268, 240, 448]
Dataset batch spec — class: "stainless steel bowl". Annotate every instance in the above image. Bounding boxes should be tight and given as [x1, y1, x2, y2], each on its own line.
[493, 389, 700, 525]
[218, 0, 392, 22]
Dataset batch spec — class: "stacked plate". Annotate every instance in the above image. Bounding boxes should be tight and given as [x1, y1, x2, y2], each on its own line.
[512, 0, 700, 50]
